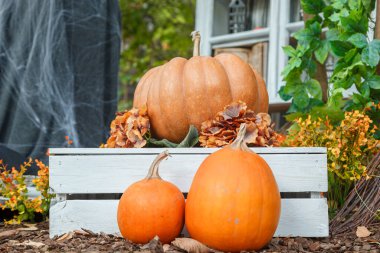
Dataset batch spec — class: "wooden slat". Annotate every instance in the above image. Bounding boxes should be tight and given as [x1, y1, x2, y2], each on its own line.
[49, 153, 327, 194]
[49, 147, 326, 155]
[49, 199, 328, 238]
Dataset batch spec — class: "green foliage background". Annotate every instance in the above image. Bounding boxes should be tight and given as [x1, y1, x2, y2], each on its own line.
[118, 0, 196, 111]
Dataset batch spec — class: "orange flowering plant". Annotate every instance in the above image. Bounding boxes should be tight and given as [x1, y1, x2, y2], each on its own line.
[0, 158, 55, 224]
[284, 108, 380, 212]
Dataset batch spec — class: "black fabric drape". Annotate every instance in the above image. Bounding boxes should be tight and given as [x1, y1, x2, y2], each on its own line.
[0, 1, 120, 173]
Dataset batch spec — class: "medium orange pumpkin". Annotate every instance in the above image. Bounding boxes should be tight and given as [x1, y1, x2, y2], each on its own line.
[133, 31, 269, 143]
[117, 151, 185, 244]
[185, 123, 281, 252]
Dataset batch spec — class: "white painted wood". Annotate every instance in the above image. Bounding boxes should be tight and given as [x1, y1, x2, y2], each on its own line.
[195, 0, 214, 55]
[49, 147, 326, 155]
[49, 198, 328, 238]
[267, 0, 280, 103]
[49, 152, 327, 194]
[211, 37, 269, 48]
[209, 28, 270, 44]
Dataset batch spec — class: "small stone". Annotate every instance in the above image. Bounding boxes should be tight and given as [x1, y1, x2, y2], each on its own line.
[362, 244, 371, 250]
[354, 245, 361, 251]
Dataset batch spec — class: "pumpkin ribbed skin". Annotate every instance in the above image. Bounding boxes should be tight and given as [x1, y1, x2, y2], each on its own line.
[185, 145, 281, 252]
[133, 53, 269, 143]
[117, 152, 185, 244]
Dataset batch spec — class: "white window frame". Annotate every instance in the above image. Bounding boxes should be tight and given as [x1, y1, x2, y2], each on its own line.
[195, 0, 304, 104]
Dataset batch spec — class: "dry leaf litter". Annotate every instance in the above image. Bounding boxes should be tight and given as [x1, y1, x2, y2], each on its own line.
[1, 221, 379, 252]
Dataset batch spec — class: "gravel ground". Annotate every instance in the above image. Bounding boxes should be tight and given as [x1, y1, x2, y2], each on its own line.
[0, 221, 379, 253]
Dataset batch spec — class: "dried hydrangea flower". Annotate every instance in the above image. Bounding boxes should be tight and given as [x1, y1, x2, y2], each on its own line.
[200, 101, 280, 148]
[103, 106, 150, 148]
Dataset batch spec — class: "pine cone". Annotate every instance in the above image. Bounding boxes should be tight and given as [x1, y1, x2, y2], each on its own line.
[103, 106, 150, 148]
[199, 101, 280, 147]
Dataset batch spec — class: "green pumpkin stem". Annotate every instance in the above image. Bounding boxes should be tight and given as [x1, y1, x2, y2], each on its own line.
[145, 150, 170, 179]
[191, 31, 201, 57]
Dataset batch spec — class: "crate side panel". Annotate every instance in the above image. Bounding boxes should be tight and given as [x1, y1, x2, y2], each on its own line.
[49, 199, 328, 238]
[49, 154, 327, 194]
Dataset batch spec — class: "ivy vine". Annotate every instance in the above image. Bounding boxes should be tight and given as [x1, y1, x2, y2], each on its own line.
[280, 0, 380, 124]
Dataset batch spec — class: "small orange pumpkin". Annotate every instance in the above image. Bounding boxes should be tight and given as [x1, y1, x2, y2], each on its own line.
[133, 31, 269, 143]
[117, 151, 185, 244]
[185, 123, 281, 252]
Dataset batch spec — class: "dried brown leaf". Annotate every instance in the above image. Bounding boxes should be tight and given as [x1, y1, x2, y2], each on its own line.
[16, 226, 38, 231]
[356, 226, 371, 238]
[172, 238, 213, 253]
[244, 123, 259, 144]
[0, 229, 18, 237]
[57, 232, 74, 241]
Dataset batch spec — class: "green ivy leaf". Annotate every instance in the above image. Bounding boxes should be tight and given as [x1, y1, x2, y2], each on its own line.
[347, 33, 368, 48]
[348, 0, 359, 9]
[330, 41, 353, 57]
[329, 12, 341, 22]
[362, 0, 375, 11]
[293, 29, 313, 46]
[328, 88, 345, 108]
[282, 45, 297, 57]
[326, 29, 340, 41]
[341, 10, 368, 34]
[315, 40, 329, 63]
[332, 0, 347, 10]
[304, 58, 317, 77]
[279, 86, 293, 101]
[293, 86, 310, 109]
[363, 75, 380, 89]
[281, 57, 302, 77]
[301, 0, 326, 14]
[306, 79, 322, 100]
[352, 93, 370, 104]
[359, 82, 371, 97]
[362, 42, 380, 67]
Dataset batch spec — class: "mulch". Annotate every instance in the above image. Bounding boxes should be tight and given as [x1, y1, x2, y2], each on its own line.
[0, 221, 379, 253]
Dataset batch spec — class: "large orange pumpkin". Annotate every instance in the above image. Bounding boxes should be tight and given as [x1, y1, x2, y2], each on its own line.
[185, 123, 281, 252]
[117, 151, 185, 244]
[133, 31, 269, 143]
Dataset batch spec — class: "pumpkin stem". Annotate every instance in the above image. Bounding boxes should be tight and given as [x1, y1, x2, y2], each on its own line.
[145, 150, 170, 179]
[230, 123, 252, 152]
[191, 31, 201, 57]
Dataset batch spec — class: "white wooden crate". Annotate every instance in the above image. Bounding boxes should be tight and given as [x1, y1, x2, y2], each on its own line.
[49, 148, 328, 238]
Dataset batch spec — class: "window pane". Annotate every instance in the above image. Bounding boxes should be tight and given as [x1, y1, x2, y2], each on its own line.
[290, 0, 302, 23]
[212, 0, 270, 36]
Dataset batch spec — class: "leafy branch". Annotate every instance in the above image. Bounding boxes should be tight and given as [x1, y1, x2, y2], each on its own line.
[280, 0, 380, 123]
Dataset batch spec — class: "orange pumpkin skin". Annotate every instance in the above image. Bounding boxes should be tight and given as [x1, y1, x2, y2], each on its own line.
[117, 153, 185, 244]
[185, 138, 281, 251]
[133, 33, 269, 143]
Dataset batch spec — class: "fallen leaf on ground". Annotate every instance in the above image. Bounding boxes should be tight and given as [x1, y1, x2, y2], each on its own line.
[17, 226, 38, 231]
[172, 238, 212, 253]
[74, 229, 89, 235]
[0, 229, 18, 238]
[309, 241, 320, 251]
[163, 244, 170, 252]
[356, 226, 371, 238]
[10, 240, 45, 248]
[57, 232, 74, 241]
